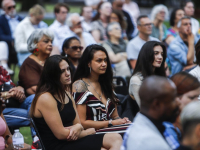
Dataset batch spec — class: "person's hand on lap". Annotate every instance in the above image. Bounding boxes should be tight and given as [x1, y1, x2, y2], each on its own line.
[9, 86, 26, 103]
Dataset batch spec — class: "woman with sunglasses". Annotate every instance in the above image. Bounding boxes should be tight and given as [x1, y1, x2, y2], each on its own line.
[30, 55, 122, 150]
[72, 44, 130, 131]
[102, 22, 131, 77]
[62, 37, 83, 77]
[19, 29, 54, 96]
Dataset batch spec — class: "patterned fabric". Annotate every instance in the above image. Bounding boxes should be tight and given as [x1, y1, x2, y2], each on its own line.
[74, 91, 115, 121]
[0, 66, 15, 86]
[96, 123, 130, 134]
[166, 28, 178, 38]
[163, 122, 181, 150]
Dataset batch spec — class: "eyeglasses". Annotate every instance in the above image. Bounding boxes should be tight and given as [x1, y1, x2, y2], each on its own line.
[7, 5, 15, 10]
[113, 27, 121, 30]
[138, 23, 153, 27]
[75, 21, 81, 27]
[70, 46, 84, 51]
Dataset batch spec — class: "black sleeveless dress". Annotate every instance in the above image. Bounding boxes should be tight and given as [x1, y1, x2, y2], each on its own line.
[33, 94, 105, 150]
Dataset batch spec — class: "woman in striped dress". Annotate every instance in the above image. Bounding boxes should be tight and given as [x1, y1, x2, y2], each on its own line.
[72, 44, 130, 132]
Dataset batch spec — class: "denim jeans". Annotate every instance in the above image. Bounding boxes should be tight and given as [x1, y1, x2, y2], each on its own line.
[3, 94, 36, 137]
[17, 52, 31, 66]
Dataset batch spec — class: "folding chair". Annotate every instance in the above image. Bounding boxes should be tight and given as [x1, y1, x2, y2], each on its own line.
[30, 118, 46, 150]
[113, 76, 128, 95]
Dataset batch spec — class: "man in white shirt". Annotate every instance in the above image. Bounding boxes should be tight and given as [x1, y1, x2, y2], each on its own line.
[126, 15, 159, 70]
[80, 6, 93, 32]
[66, 13, 96, 50]
[49, 3, 72, 53]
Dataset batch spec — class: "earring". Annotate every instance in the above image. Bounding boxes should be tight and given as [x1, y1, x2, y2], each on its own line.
[33, 48, 39, 56]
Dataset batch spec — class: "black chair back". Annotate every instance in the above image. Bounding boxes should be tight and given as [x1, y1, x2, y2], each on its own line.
[121, 95, 140, 121]
[30, 118, 46, 150]
[113, 76, 128, 95]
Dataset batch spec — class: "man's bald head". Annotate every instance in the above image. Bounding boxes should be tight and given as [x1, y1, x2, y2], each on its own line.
[139, 76, 176, 110]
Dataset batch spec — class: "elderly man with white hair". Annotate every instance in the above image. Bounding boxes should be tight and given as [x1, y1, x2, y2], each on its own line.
[177, 101, 200, 150]
[66, 13, 96, 50]
[0, 0, 23, 73]
[168, 16, 199, 75]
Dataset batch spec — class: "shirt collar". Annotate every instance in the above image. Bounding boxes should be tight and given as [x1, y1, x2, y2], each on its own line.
[54, 20, 65, 27]
[5, 14, 18, 20]
[141, 112, 166, 135]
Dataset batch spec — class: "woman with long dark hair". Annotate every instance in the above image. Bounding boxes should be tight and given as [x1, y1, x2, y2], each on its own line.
[30, 55, 122, 150]
[129, 41, 166, 107]
[165, 8, 184, 45]
[109, 9, 127, 39]
[73, 44, 130, 130]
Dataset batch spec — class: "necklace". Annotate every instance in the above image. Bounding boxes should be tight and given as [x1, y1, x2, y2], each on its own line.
[88, 79, 102, 101]
[36, 56, 45, 66]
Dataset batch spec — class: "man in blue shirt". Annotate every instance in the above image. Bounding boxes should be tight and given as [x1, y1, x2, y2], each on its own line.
[168, 16, 198, 75]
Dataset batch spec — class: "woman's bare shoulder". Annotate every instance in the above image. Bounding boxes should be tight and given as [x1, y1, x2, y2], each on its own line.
[72, 79, 89, 93]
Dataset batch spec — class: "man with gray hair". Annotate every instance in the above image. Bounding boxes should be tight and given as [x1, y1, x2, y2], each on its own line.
[122, 75, 180, 150]
[126, 15, 159, 70]
[66, 13, 96, 49]
[168, 16, 199, 75]
[176, 101, 200, 150]
[0, 0, 23, 73]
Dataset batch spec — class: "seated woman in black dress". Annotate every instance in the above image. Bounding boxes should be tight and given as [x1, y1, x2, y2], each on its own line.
[29, 55, 122, 150]
[72, 44, 131, 131]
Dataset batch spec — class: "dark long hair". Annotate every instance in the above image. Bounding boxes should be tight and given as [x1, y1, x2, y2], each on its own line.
[170, 8, 183, 27]
[133, 41, 166, 78]
[171, 72, 200, 96]
[92, 1, 110, 22]
[111, 9, 127, 30]
[73, 44, 118, 104]
[30, 55, 72, 117]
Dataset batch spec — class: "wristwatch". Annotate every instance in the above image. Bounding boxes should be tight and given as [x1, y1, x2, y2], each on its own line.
[108, 120, 113, 127]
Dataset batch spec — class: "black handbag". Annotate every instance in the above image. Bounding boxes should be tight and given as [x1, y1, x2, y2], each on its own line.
[0, 83, 20, 108]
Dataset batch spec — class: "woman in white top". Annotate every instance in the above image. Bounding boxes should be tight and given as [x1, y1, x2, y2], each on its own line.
[129, 41, 166, 107]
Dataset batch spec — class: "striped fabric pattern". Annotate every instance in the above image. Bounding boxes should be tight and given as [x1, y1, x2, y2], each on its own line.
[74, 91, 115, 121]
[96, 124, 131, 134]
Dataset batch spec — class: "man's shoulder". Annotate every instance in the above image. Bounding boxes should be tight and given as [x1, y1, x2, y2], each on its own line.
[0, 14, 6, 20]
[128, 36, 141, 44]
[17, 17, 29, 26]
[49, 20, 57, 28]
[149, 36, 160, 42]
[39, 21, 48, 28]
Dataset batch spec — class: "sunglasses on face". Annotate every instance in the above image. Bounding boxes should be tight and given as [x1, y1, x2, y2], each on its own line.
[7, 5, 15, 10]
[69, 46, 84, 51]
